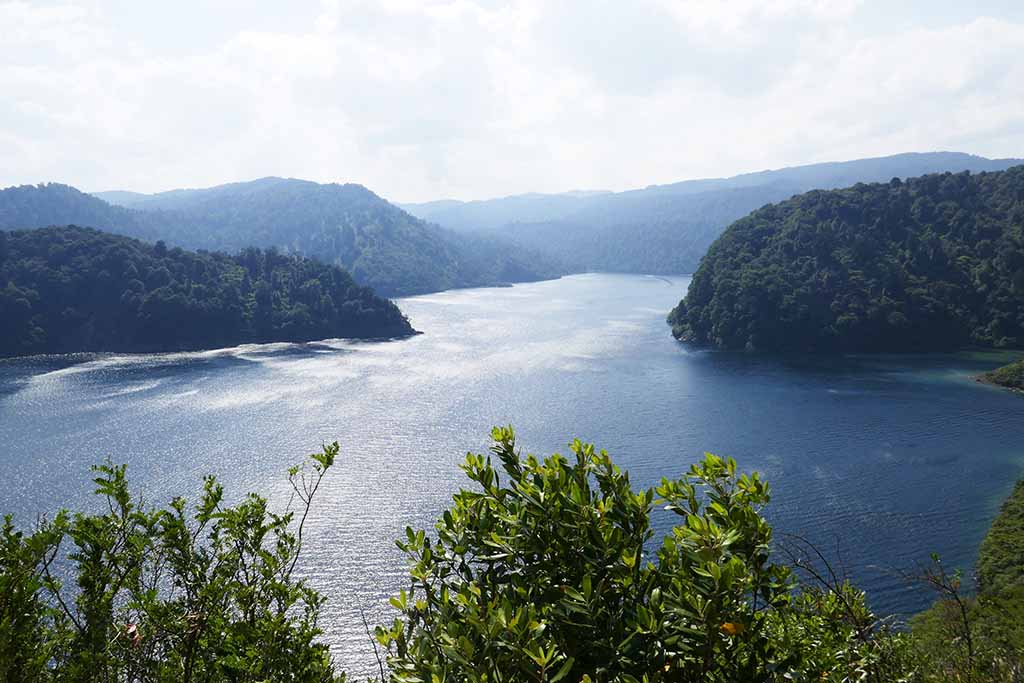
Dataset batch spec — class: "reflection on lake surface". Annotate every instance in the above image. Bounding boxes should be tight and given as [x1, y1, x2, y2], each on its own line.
[2, 273, 1022, 677]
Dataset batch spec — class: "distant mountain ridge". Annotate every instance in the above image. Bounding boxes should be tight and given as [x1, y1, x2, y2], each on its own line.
[0, 179, 562, 297]
[401, 152, 1024, 275]
[95, 176, 316, 211]
[89, 189, 152, 206]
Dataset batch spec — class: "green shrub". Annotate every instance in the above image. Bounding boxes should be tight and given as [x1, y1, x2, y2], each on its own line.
[909, 585, 1024, 682]
[908, 477, 1024, 682]
[376, 426, 904, 682]
[0, 446, 344, 683]
[7, 427, 1021, 682]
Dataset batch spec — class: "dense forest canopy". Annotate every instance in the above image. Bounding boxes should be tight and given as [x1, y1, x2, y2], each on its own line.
[669, 166, 1024, 352]
[0, 225, 413, 358]
[0, 180, 562, 298]
[403, 152, 1024, 276]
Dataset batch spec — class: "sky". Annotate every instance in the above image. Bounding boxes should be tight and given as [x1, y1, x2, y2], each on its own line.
[2, 0, 1023, 202]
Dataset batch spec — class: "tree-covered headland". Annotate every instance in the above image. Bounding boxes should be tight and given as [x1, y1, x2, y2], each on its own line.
[2, 427, 1020, 681]
[980, 358, 1024, 392]
[0, 225, 413, 358]
[669, 166, 1024, 352]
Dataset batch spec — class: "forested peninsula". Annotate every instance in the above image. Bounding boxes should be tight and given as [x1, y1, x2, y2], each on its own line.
[669, 166, 1024, 352]
[980, 358, 1024, 392]
[0, 226, 413, 359]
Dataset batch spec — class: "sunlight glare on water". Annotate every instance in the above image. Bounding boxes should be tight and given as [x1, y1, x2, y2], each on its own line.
[2, 273, 1023, 677]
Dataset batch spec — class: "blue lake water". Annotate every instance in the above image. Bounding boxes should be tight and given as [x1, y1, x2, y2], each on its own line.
[1, 273, 1023, 677]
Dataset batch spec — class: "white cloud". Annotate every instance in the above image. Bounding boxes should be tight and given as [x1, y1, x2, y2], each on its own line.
[0, 0, 1021, 201]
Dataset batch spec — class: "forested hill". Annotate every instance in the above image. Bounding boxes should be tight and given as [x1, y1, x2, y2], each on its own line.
[403, 152, 1023, 276]
[0, 226, 413, 358]
[0, 182, 163, 237]
[668, 166, 1024, 352]
[0, 180, 561, 297]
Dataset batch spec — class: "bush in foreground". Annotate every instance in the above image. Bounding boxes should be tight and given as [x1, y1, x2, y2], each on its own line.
[4, 428, 1020, 681]
[908, 477, 1024, 681]
[0, 446, 343, 683]
[376, 427, 908, 682]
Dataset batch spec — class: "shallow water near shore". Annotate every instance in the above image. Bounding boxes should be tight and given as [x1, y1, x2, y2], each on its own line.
[2, 273, 1023, 677]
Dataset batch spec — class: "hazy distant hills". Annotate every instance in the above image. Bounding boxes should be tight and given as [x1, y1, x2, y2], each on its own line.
[402, 152, 1024, 275]
[0, 183, 162, 237]
[405, 190, 616, 233]
[0, 179, 562, 297]
[90, 190, 153, 207]
[5, 153, 1019, 300]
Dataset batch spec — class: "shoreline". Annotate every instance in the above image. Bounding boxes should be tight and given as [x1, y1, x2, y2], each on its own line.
[974, 357, 1024, 395]
[976, 373, 1024, 395]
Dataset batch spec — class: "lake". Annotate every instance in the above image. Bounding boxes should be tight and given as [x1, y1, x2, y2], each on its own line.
[1, 272, 1023, 677]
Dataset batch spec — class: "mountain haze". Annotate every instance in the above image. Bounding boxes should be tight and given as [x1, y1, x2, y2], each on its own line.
[402, 152, 1024, 275]
[0, 179, 562, 297]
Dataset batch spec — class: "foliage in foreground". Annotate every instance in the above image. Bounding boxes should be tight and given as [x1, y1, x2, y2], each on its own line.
[0, 445, 343, 683]
[376, 427, 908, 682]
[909, 476, 1024, 681]
[3, 428, 1022, 682]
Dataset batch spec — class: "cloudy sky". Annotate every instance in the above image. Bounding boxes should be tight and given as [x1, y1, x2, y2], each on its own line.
[2, 0, 1023, 202]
